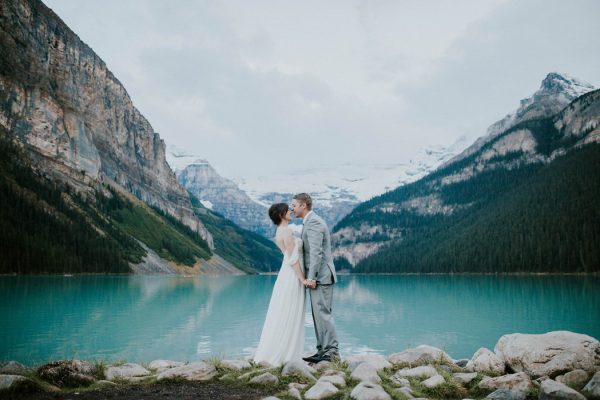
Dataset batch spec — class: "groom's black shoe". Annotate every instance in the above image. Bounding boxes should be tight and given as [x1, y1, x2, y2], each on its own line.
[302, 353, 321, 363]
[319, 354, 340, 363]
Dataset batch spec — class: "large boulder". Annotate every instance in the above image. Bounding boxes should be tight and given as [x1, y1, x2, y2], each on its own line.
[422, 374, 445, 388]
[282, 361, 317, 381]
[249, 372, 279, 385]
[453, 372, 478, 385]
[346, 354, 391, 372]
[388, 345, 454, 366]
[156, 361, 216, 381]
[539, 379, 586, 400]
[37, 359, 98, 387]
[467, 348, 506, 374]
[105, 363, 151, 380]
[556, 370, 590, 389]
[220, 359, 251, 371]
[318, 373, 346, 387]
[350, 381, 391, 400]
[148, 360, 185, 372]
[582, 371, 600, 399]
[494, 331, 600, 378]
[304, 381, 339, 399]
[485, 389, 527, 400]
[479, 372, 534, 393]
[351, 362, 381, 384]
[0, 361, 30, 376]
[394, 365, 438, 379]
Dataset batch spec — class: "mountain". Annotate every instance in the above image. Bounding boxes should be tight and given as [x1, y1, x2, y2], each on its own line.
[0, 0, 280, 274]
[177, 159, 275, 238]
[167, 139, 467, 238]
[334, 73, 599, 271]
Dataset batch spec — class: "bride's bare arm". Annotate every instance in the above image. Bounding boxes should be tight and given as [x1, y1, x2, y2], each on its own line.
[292, 260, 305, 283]
[283, 231, 305, 283]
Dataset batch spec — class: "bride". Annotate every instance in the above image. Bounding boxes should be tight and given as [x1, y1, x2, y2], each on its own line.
[253, 203, 306, 366]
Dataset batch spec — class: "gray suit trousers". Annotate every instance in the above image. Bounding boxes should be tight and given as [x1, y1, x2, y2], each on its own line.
[309, 284, 339, 358]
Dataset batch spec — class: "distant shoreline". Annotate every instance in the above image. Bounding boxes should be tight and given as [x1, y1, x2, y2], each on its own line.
[2, 271, 599, 277]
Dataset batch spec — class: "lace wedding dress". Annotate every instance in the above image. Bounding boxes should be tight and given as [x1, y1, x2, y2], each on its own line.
[253, 237, 305, 366]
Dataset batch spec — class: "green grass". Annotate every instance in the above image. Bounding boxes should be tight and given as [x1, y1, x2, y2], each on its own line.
[100, 189, 212, 265]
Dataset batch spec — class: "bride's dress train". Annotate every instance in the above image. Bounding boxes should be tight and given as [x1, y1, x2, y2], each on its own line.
[254, 237, 305, 366]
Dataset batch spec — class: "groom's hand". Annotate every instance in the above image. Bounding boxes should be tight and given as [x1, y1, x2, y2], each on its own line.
[305, 279, 317, 289]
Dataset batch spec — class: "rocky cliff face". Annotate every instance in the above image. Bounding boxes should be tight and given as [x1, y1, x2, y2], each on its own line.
[333, 73, 598, 266]
[0, 0, 212, 246]
[177, 160, 275, 238]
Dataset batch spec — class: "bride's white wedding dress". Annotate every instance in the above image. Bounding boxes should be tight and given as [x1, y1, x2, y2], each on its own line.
[253, 236, 305, 366]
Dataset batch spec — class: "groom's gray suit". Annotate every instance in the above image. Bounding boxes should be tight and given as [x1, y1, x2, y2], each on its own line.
[302, 210, 339, 359]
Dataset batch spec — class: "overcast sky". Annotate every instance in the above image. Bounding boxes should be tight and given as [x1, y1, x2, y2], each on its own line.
[44, 0, 600, 178]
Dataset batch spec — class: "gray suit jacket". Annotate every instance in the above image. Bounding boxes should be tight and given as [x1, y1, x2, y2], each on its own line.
[302, 211, 337, 285]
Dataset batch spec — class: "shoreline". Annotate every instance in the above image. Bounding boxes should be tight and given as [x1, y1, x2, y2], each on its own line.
[2, 271, 599, 277]
[1, 331, 599, 400]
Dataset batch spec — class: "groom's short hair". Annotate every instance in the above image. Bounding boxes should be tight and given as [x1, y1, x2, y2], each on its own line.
[293, 193, 312, 210]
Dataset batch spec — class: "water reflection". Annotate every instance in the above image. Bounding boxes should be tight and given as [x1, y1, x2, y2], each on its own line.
[1, 274, 599, 364]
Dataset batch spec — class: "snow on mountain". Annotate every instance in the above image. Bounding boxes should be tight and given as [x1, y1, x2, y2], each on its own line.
[232, 137, 470, 208]
[444, 72, 595, 168]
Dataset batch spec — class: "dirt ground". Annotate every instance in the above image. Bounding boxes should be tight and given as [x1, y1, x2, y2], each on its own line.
[0, 381, 276, 400]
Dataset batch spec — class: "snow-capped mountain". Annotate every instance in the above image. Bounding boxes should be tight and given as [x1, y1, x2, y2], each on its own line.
[333, 72, 598, 267]
[167, 139, 467, 237]
[444, 72, 595, 167]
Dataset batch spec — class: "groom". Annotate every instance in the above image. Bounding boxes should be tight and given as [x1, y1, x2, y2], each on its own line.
[291, 193, 339, 363]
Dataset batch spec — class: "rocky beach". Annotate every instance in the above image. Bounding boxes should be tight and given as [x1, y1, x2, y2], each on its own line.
[1, 331, 599, 400]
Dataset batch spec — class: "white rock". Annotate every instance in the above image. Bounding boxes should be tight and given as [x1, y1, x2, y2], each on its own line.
[485, 389, 526, 400]
[249, 372, 279, 385]
[319, 374, 346, 387]
[0, 375, 29, 390]
[479, 372, 533, 393]
[395, 365, 438, 379]
[391, 375, 410, 387]
[0, 361, 29, 376]
[539, 379, 586, 399]
[453, 372, 478, 385]
[350, 381, 392, 400]
[395, 386, 415, 398]
[346, 354, 391, 371]
[388, 345, 455, 366]
[288, 387, 302, 400]
[238, 368, 268, 380]
[314, 361, 332, 371]
[106, 363, 151, 380]
[220, 359, 251, 370]
[556, 369, 589, 388]
[148, 360, 184, 370]
[289, 382, 308, 390]
[467, 348, 506, 374]
[282, 360, 317, 381]
[156, 361, 217, 381]
[261, 397, 281, 400]
[494, 331, 600, 378]
[422, 374, 445, 388]
[351, 362, 381, 383]
[582, 371, 600, 399]
[305, 381, 339, 399]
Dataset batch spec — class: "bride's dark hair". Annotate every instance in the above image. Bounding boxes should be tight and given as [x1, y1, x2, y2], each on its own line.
[268, 203, 289, 225]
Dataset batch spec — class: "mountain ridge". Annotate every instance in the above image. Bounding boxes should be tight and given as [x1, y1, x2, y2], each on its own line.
[333, 73, 598, 269]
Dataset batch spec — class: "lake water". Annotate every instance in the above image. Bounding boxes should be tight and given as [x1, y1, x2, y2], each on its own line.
[1, 275, 599, 365]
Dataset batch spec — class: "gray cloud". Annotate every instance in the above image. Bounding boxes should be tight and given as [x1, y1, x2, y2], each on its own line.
[43, 0, 600, 178]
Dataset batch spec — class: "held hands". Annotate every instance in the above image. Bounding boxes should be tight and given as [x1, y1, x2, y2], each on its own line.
[303, 279, 317, 289]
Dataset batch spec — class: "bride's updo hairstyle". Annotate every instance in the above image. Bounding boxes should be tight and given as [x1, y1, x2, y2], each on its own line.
[268, 203, 289, 225]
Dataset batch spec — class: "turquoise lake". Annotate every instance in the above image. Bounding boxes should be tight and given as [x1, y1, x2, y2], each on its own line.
[1, 275, 599, 365]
